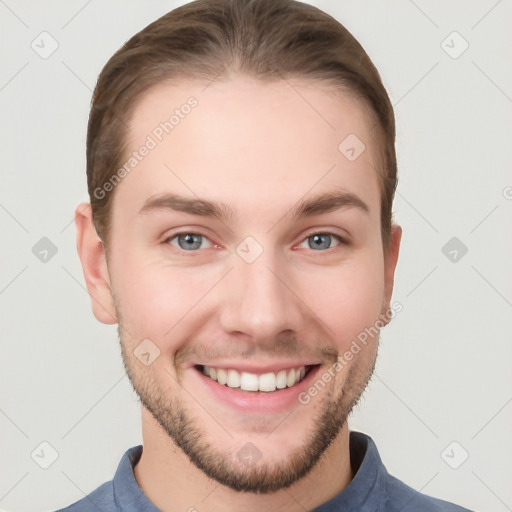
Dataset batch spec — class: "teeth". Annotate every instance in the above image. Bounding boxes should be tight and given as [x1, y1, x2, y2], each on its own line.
[201, 365, 307, 392]
[216, 368, 227, 385]
[259, 372, 276, 392]
[240, 372, 259, 391]
[226, 369, 240, 388]
[286, 368, 296, 387]
[276, 370, 287, 389]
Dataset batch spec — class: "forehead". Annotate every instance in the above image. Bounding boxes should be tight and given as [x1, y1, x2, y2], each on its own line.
[115, 75, 381, 222]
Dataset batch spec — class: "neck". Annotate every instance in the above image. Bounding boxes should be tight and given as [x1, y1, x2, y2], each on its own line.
[133, 408, 354, 512]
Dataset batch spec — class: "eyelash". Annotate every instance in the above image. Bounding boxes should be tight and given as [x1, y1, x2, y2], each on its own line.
[163, 230, 348, 255]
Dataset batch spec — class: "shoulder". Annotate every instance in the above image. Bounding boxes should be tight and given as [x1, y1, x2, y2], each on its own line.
[348, 431, 474, 512]
[385, 473, 474, 512]
[51, 444, 143, 512]
[52, 480, 115, 512]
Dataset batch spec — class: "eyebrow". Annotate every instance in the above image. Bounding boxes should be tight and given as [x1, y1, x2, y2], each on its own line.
[138, 188, 369, 221]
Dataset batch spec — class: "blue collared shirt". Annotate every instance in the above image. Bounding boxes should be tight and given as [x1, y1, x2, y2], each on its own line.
[55, 431, 473, 511]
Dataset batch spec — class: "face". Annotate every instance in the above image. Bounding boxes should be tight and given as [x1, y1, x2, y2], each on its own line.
[85, 76, 400, 493]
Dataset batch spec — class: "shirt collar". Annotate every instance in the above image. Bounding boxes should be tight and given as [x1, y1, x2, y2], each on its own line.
[112, 431, 386, 511]
[113, 445, 159, 512]
[312, 431, 387, 511]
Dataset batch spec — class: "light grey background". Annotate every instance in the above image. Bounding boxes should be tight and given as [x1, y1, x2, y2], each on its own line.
[1, 1, 511, 511]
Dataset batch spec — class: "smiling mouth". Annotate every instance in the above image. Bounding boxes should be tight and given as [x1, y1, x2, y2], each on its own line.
[195, 364, 318, 393]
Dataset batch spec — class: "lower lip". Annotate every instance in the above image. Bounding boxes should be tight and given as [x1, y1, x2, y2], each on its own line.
[192, 365, 321, 414]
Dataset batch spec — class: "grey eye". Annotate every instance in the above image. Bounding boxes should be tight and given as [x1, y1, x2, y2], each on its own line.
[299, 233, 343, 251]
[168, 233, 212, 251]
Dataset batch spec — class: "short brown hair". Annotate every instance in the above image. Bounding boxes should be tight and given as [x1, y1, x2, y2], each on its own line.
[87, 0, 397, 250]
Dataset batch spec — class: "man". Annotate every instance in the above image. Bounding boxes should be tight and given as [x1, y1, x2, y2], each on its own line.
[60, 0, 473, 510]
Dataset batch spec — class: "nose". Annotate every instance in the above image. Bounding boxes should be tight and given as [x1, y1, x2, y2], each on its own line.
[218, 245, 305, 345]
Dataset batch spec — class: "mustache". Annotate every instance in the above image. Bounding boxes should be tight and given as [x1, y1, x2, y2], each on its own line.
[174, 334, 339, 367]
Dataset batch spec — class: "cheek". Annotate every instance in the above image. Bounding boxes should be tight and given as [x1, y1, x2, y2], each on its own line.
[111, 251, 231, 363]
[302, 254, 385, 345]
[110, 254, 193, 343]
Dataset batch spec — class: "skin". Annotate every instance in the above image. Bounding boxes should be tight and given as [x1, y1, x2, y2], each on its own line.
[75, 75, 401, 512]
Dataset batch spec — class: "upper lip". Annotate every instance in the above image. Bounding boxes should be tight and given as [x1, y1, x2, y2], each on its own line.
[193, 360, 321, 374]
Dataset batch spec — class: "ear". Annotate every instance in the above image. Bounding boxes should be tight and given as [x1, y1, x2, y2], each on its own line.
[75, 203, 118, 324]
[381, 223, 402, 320]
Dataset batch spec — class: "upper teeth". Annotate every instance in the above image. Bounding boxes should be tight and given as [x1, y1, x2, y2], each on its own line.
[202, 365, 306, 392]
